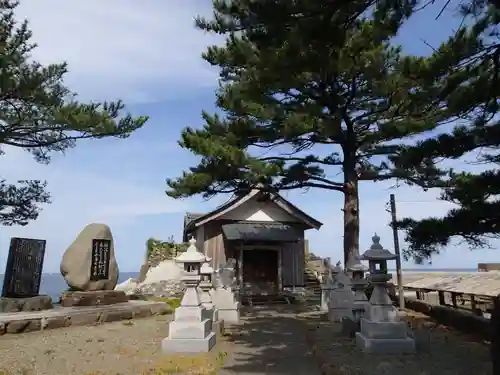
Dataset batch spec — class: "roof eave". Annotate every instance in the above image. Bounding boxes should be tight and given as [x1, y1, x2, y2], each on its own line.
[184, 188, 323, 233]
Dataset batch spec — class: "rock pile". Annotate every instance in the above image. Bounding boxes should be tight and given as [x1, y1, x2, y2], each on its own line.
[115, 259, 185, 298]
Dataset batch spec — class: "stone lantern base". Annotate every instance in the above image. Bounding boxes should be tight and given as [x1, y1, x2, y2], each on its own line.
[355, 308, 415, 354]
[161, 305, 217, 353]
[355, 319, 415, 354]
[212, 287, 240, 324]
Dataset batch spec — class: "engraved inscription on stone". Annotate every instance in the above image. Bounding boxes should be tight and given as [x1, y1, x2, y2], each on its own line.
[1, 237, 46, 298]
[90, 239, 111, 281]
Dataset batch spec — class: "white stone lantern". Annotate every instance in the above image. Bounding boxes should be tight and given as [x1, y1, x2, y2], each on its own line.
[199, 260, 218, 322]
[162, 237, 216, 353]
[200, 259, 213, 283]
[348, 258, 369, 323]
[176, 238, 206, 277]
[355, 234, 415, 354]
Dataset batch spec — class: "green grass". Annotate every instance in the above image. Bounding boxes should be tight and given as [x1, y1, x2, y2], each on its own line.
[149, 297, 181, 309]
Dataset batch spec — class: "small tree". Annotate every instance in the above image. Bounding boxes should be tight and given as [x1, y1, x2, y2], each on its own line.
[0, 0, 148, 225]
[166, 0, 446, 267]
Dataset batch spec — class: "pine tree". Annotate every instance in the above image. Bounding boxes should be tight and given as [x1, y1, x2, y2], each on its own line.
[0, 0, 148, 226]
[166, 0, 447, 267]
[391, 2, 500, 262]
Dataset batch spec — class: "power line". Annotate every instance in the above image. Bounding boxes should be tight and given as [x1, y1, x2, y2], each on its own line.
[396, 200, 441, 203]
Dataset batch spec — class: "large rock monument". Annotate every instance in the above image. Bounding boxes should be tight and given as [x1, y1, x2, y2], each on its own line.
[60, 223, 126, 307]
[61, 223, 119, 291]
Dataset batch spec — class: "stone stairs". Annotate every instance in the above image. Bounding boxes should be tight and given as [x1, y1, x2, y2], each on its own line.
[238, 268, 322, 307]
[241, 294, 293, 306]
[302, 269, 322, 307]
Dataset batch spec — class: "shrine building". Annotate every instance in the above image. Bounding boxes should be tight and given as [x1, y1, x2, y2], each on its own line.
[182, 187, 322, 299]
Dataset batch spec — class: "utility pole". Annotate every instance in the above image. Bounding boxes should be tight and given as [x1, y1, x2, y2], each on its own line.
[389, 194, 405, 309]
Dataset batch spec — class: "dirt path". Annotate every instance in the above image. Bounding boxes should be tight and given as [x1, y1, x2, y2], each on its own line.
[221, 306, 321, 375]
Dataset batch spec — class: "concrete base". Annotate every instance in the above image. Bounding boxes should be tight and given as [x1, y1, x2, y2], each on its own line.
[218, 308, 240, 324]
[0, 295, 53, 313]
[328, 307, 352, 323]
[359, 318, 408, 339]
[0, 300, 170, 335]
[169, 318, 212, 339]
[60, 290, 128, 307]
[355, 332, 416, 354]
[162, 331, 216, 353]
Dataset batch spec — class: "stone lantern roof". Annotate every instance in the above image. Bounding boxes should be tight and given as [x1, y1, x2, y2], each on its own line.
[200, 262, 214, 275]
[348, 257, 369, 272]
[360, 233, 397, 261]
[175, 238, 206, 263]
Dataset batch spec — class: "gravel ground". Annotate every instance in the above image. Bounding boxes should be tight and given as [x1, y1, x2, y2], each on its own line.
[0, 315, 229, 375]
[302, 310, 492, 375]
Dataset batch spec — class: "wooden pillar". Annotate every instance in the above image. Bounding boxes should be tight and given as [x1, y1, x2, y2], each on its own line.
[438, 291, 446, 305]
[470, 295, 478, 314]
[238, 245, 244, 292]
[277, 247, 283, 292]
[451, 292, 458, 307]
[416, 291, 420, 300]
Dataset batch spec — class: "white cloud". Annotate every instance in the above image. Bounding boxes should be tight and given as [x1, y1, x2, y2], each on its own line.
[0, 1, 217, 273]
[15, 0, 221, 103]
[0, 146, 188, 271]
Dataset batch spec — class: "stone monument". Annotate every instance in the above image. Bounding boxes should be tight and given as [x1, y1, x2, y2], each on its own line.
[162, 237, 216, 353]
[327, 264, 354, 322]
[60, 223, 127, 306]
[199, 260, 218, 322]
[355, 234, 415, 354]
[0, 237, 53, 312]
[212, 259, 240, 324]
[341, 258, 369, 336]
[320, 257, 333, 311]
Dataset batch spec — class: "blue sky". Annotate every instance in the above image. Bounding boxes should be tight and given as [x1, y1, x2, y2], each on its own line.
[0, 0, 498, 273]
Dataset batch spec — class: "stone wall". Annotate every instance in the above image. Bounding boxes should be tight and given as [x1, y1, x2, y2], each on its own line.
[138, 238, 188, 282]
[0, 302, 171, 335]
[400, 298, 491, 340]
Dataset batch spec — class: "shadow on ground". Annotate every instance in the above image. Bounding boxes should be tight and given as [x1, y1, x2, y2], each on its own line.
[220, 305, 321, 375]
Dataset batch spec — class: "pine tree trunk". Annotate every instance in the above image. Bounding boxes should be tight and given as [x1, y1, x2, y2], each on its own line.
[343, 166, 360, 269]
[492, 295, 500, 375]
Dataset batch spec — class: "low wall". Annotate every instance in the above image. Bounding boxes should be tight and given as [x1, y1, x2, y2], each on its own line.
[399, 297, 491, 340]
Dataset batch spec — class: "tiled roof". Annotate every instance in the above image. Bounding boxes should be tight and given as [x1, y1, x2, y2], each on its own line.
[183, 212, 204, 229]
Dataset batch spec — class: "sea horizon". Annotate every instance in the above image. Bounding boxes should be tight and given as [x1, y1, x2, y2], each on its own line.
[0, 267, 477, 303]
[0, 272, 140, 303]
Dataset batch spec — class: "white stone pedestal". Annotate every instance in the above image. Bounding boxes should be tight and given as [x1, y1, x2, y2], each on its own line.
[327, 272, 354, 322]
[162, 278, 216, 353]
[355, 276, 415, 354]
[212, 287, 240, 324]
[321, 287, 331, 311]
[199, 281, 219, 322]
[328, 288, 354, 322]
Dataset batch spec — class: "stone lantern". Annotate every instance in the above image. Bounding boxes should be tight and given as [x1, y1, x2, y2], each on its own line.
[199, 260, 218, 322]
[200, 258, 213, 282]
[348, 258, 369, 323]
[355, 234, 415, 354]
[327, 261, 353, 322]
[161, 237, 216, 353]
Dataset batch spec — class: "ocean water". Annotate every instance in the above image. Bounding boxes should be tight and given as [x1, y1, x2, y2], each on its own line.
[0, 268, 477, 302]
[0, 272, 139, 302]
